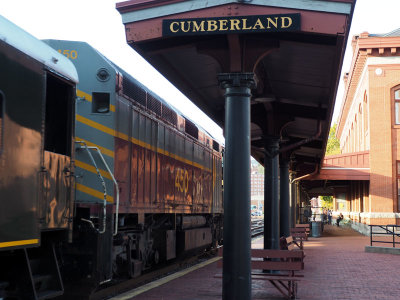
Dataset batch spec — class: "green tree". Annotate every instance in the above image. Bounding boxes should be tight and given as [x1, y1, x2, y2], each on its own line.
[320, 196, 333, 209]
[325, 123, 341, 155]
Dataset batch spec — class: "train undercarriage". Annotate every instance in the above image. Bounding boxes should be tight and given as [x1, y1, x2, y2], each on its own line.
[58, 211, 223, 299]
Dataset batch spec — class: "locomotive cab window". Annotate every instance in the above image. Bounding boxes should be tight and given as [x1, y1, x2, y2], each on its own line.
[44, 74, 74, 156]
[92, 92, 110, 113]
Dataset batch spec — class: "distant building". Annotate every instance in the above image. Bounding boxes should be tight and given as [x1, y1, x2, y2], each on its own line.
[251, 163, 264, 209]
[251, 165, 264, 196]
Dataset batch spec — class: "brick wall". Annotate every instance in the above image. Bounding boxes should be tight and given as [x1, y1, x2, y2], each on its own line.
[369, 65, 400, 213]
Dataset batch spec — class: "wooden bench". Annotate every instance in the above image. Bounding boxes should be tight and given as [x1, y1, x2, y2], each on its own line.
[216, 248, 304, 299]
[280, 236, 303, 250]
[290, 227, 308, 245]
[295, 224, 310, 238]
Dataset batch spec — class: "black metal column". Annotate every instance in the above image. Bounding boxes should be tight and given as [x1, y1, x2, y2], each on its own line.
[264, 138, 279, 250]
[279, 160, 290, 237]
[289, 171, 297, 228]
[218, 73, 255, 300]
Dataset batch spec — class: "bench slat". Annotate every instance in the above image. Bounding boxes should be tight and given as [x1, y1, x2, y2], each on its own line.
[215, 274, 304, 280]
[252, 272, 304, 278]
[251, 249, 304, 258]
[252, 275, 303, 281]
[251, 260, 304, 271]
[291, 227, 307, 233]
[218, 260, 304, 271]
[295, 224, 310, 228]
[291, 233, 307, 238]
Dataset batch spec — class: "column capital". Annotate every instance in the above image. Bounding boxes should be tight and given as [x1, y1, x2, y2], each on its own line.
[218, 72, 256, 89]
[263, 136, 280, 157]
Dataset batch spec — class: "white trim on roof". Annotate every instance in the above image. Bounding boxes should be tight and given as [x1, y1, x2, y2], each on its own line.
[0, 15, 78, 83]
[367, 56, 400, 65]
[120, 0, 352, 24]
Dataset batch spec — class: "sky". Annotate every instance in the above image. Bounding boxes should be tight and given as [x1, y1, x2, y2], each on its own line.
[1, 0, 400, 140]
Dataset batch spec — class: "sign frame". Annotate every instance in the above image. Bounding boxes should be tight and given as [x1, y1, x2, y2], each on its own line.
[162, 13, 301, 37]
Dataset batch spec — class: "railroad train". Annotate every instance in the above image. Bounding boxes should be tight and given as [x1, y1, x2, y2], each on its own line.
[0, 16, 223, 299]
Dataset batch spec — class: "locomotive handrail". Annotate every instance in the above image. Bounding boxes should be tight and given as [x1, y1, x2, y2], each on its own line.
[75, 141, 120, 236]
[87, 146, 120, 236]
[76, 141, 107, 234]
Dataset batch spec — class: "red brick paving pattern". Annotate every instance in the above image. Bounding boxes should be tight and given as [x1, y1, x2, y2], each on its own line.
[125, 225, 400, 299]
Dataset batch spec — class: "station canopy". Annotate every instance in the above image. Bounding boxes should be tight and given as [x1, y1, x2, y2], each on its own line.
[117, 0, 356, 175]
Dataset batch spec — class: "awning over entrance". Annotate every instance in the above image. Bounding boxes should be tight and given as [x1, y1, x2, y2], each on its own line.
[302, 151, 370, 197]
[311, 151, 370, 180]
[116, 0, 356, 175]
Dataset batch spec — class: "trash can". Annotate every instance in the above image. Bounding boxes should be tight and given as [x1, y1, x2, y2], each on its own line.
[311, 221, 321, 237]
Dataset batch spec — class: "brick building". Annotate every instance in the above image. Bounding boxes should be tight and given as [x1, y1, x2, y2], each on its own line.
[251, 165, 264, 197]
[313, 29, 400, 233]
[251, 164, 264, 209]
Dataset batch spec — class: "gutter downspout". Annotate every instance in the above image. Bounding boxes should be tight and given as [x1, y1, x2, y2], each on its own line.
[290, 163, 319, 184]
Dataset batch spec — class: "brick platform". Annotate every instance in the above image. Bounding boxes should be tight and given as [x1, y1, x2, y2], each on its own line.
[112, 224, 400, 299]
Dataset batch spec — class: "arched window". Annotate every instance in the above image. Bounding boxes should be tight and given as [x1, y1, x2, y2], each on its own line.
[351, 123, 354, 152]
[394, 88, 400, 125]
[364, 92, 368, 132]
[359, 103, 363, 150]
[397, 161, 400, 211]
[355, 115, 358, 152]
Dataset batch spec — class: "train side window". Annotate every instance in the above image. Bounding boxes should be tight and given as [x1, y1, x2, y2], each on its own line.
[92, 92, 110, 113]
[0, 92, 3, 152]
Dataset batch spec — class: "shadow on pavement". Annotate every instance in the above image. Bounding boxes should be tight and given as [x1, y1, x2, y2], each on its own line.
[321, 223, 363, 237]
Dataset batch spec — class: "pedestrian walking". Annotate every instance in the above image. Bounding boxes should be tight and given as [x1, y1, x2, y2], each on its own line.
[336, 212, 343, 227]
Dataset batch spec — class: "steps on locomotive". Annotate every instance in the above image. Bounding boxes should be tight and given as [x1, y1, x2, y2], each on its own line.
[0, 281, 9, 298]
[25, 244, 64, 300]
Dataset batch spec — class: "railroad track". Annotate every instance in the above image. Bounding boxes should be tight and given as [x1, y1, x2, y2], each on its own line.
[89, 250, 217, 300]
[90, 219, 264, 300]
[251, 218, 264, 237]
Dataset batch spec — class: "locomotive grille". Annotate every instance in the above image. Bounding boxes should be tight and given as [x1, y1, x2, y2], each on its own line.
[162, 105, 177, 126]
[185, 118, 198, 139]
[122, 77, 146, 107]
[147, 93, 162, 117]
[122, 77, 178, 126]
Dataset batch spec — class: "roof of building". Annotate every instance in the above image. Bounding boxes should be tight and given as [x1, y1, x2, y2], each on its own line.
[337, 27, 400, 138]
[370, 28, 400, 37]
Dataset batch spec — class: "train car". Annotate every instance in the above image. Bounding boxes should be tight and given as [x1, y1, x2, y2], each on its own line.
[0, 17, 78, 299]
[44, 40, 223, 291]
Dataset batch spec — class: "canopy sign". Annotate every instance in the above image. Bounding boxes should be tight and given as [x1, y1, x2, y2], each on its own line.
[163, 14, 300, 36]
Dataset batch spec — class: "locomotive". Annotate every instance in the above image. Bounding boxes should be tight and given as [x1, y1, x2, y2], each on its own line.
[0, 16, 223, 300]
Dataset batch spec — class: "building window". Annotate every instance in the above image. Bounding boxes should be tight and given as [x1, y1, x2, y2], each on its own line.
[364, 92, 368, 131]
[397, 162, 400, 211]
[395, 89, 400, 124]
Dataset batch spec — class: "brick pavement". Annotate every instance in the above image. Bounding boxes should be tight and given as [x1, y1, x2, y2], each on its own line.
[113, 224, 400, 300]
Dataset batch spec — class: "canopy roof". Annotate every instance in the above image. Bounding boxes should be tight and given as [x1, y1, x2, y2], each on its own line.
[117, 0, 356, 174]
